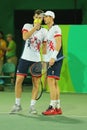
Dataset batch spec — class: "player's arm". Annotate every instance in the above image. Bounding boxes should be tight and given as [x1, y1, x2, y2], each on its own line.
[22, 24, 40, 41]
[49, 36, 62, 66]
[55, 36, 62, 51]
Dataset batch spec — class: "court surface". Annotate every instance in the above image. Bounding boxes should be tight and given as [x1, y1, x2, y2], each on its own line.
[0, 86, 87, 130]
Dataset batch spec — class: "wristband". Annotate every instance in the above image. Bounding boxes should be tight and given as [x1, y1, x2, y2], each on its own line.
[51, 50, 59, 60]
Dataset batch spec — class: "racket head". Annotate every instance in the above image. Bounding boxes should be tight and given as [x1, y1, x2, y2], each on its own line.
[30, 62, 42, 77]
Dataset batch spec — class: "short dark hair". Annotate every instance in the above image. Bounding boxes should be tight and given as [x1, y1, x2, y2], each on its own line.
[34, 9, 44, 15]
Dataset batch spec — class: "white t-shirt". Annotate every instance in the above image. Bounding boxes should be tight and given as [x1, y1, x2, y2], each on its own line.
[21, 23, 47, 62]
[45, 25, 62, 62]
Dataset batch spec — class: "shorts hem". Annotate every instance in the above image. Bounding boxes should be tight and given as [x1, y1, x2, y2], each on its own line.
[47, 75, 60, 80]
[16, 73, 27, 77]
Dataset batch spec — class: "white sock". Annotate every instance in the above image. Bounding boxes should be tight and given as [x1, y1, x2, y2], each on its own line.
[50, 100, 57, 108]
[30, 99, 36, 106]
[15, 98, 21, 106]
[56, 99, 61, 109]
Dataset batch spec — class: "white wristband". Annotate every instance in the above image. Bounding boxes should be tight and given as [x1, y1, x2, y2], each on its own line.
[51, 50, 59, 60]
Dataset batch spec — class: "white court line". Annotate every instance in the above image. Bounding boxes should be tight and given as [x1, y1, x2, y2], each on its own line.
[0, 112, 9, 114]
[64, 114, 87, 118]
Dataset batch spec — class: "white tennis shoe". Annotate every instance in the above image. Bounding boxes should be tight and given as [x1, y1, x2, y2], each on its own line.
[29, 105, 37, 114]
[10, 104, 22, 114]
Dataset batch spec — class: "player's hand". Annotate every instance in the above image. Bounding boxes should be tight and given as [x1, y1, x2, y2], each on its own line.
[34, 19, 42, 30]
[49, 58, 55, 66]
[34, 23, 41, 30]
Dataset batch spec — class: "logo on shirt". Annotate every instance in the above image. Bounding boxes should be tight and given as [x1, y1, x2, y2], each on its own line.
[27, 37, 41, 51]
[47, 40, 54, 51]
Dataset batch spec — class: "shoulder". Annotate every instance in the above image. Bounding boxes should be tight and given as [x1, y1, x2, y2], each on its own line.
[52, 25, 61, 33]
[22, 23, 33, 29]
[53, 25, 61, 30]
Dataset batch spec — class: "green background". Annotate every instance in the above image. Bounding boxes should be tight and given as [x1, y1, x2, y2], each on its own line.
[58, 25, 87, 93]
[0, 0, 87, 93]
[41, 25, 87, 93]
[0, 0, 87, 34]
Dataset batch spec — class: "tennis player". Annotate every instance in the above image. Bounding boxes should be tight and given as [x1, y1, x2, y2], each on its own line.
[10, 9, 47, 114]
[42, 11, 63, 115]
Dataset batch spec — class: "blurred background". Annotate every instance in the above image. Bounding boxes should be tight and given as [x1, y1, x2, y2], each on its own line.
[0, 0, 87, 93]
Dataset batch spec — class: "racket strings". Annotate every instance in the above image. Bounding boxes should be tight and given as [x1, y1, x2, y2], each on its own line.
[30, 56, 65, 77]
[33, 63, 42, 73]
[30, 62, 49, 76]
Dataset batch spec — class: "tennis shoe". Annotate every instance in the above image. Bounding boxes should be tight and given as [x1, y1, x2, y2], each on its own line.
[10, 104, 22, 114]
[29, 105, 37, 114]
[42, 105, 58, 115]
[56, 108, 62, 114]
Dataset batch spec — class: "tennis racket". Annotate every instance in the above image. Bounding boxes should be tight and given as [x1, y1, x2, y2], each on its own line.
[30, 55, 65, 77]
[30, 56, 65, 100]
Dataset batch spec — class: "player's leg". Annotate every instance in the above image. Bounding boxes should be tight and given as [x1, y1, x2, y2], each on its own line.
[55, 60, 63, 114]
[55, 80, 62, 114]
[42, 61, 63, 115]
[15, 75, 25, 101]
[10, 75, 24, 113]
[31, 77, 41, 99]
[10, 59, 29, 113]
[42, 77, 58, 115]
[29, 76, 40, 114]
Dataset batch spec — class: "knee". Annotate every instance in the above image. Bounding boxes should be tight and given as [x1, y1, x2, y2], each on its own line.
[32, 77, 39, 83]
[15, 76, 24, 86]
[33, 82, 39, 89]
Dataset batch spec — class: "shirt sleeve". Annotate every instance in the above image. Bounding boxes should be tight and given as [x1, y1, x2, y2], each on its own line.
[22, 23, 32, 32]
[54, 25, 62, 38]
